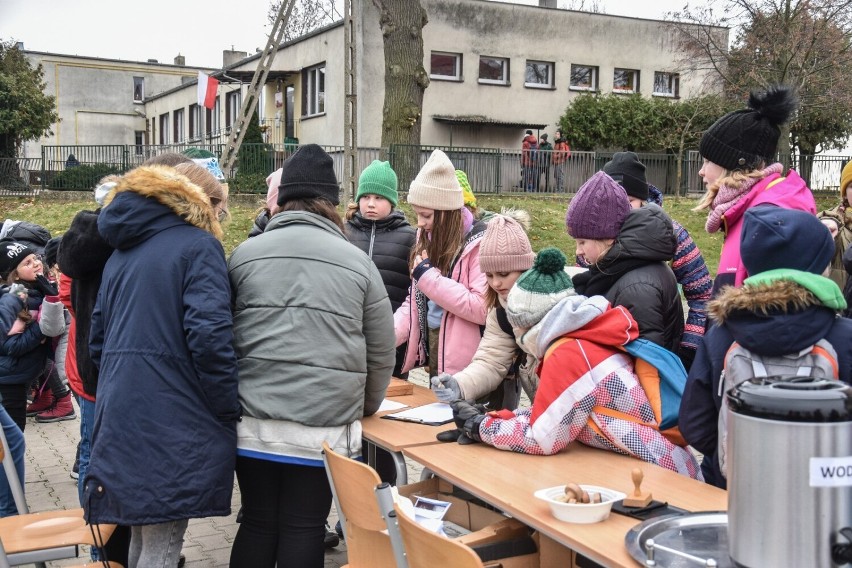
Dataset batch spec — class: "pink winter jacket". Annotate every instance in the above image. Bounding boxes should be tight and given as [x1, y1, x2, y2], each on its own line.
[393, 227, 488, 375]
[717, 170, 816, 289]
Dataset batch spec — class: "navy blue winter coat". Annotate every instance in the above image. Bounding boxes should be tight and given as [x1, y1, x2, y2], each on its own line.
[83, 166, 240, 525]
[679, 279, 852, 488]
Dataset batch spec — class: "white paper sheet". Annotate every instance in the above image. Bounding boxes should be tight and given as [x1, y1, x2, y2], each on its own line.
[384, 402, 453, 425]
[378, 399, 408, 412]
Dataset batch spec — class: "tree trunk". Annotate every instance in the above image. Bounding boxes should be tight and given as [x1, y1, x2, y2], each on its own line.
[372, 0, 429, 190]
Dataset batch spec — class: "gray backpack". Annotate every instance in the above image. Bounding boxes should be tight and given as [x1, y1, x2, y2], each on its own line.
[717, 339, 839, 478]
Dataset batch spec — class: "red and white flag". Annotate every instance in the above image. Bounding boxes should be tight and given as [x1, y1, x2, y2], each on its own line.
[197, 71, 219, 109]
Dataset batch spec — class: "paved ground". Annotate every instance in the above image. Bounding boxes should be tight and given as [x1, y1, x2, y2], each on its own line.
[23, 369, 433, 567]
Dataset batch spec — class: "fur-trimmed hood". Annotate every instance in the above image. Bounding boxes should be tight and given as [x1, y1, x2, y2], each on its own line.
[101, 166, 222, 248]
[710, 279, 839, 356]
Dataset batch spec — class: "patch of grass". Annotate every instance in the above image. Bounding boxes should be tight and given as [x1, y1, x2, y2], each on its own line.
[0, 193, 838, 278]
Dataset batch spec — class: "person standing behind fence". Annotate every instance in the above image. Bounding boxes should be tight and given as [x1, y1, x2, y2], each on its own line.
[601, 152, 712, 371]
[84, 164, 239, 568]
[395, 149, 488, 378]
[228, 144, 394, 567]
[520, 130, 539, 192]
[552, 129, 571, 192]
[538, 133, 553, 192]
[692, 84, 815, 297]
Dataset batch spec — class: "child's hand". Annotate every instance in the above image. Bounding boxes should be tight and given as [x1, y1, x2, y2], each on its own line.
[33, 274, 57, 297]
[8, 283, 27, 303]
[413, 249, 429, 265]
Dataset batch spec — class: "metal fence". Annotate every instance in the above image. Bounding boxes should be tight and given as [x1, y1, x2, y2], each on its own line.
[5, 145, 849, 195]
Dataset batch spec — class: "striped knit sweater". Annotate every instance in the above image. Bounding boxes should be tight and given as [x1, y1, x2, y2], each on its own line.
[478, 298, 702, 479]
[576, 186, 712, 363]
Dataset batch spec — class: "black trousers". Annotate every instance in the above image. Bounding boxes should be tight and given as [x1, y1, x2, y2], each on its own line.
[230, 456, 332, 568]
[0, 384, 28, 431]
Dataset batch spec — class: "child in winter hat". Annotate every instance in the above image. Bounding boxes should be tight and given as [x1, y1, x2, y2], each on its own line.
[356, 160, 398, 207]
[408, 150, 463, 210]
[603, 152, 648, 205]
[565, 171, 631, 241]
[456, 170, 477, 209]
[506, 247, 575, 329]
[277, 144, 340, 207]
[478, 215, 535, 276]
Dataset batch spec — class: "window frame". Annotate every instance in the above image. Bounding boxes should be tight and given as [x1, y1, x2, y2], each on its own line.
[159, 113, 170, 145]
[302, 64, 326, 117]
[612, 68, 640, 94]
[478, 56, 509, 86]
[134, 131, 145, 156]
[429, 51, 463, 82]
[133, 76, 144, 103]
[652, 71, 680, 98]
[524, 60, 555, 89]
[173, 108, 185, 143]
[569, 64, 598, 92]
[226, 91, 242, 128]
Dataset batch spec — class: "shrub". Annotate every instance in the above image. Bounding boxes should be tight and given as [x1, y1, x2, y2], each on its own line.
[50, 163, 122, 190]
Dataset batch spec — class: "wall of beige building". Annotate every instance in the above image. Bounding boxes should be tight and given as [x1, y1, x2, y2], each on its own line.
[23, 52, 205, 159]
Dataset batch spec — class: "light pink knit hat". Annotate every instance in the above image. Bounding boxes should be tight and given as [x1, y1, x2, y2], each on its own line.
[266, 168, 283, 215]
[407, 149, 463, 210]
[479, 215, 535, 273]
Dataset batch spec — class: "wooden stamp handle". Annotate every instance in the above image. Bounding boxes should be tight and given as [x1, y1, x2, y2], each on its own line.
[631, 468, 643, 496]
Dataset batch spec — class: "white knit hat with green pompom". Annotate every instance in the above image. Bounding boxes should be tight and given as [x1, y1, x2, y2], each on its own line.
[506, 247, 576, 329]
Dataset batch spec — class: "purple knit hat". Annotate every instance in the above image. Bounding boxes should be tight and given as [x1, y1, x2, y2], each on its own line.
[565, 171, 631, 239]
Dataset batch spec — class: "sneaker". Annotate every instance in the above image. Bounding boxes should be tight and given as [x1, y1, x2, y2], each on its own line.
[70, 455, 80, 479]
[69, 470, 79, 480]
[177, 553, 186, 567]
[26, 390, 55, 416]
[35, 393, 76, 423]
[335, 519, 344, 540]
[324, 523, 340, 549]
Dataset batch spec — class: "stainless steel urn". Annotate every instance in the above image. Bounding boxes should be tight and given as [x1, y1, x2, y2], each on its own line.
[726, 376, 852, 567]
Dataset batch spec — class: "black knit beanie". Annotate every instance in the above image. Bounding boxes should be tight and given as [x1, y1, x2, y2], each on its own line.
[699, 85, 797, 171]
[43, 236, 61, 268]
[277, 144, 340, 206]
[603, 152, 648, 201]
[0, 241, 36, 280]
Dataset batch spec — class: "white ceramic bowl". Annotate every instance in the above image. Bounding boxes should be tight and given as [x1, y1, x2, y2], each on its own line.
[534, 484, 626, 524]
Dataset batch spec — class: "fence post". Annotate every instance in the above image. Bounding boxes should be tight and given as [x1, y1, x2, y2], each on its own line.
[40, 146, 46, 191]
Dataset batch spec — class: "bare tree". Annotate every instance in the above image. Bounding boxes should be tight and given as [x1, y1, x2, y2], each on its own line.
[670, 0, 852, 174]
[560, 0, 605, 12]
[269, 0, 342, 42]
[372, 0, 429, 189]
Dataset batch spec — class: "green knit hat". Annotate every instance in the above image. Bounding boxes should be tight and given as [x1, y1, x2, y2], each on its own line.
[357, 160, 398, 207]
[456, 170, 477, 208]
[506, 247, 575, 328]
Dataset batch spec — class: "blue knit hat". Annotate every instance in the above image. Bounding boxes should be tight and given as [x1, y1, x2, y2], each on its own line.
[741, 207, 834, 276]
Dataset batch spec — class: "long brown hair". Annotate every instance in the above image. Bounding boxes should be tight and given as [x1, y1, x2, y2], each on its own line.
[279, 198, 345, 231]
[410, 208, 464, 276]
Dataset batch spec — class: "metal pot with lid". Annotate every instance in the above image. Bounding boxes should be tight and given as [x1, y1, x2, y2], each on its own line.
[726, 375, 852, 567]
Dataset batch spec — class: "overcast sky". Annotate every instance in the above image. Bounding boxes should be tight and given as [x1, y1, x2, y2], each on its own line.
[0, 0, 691, 69]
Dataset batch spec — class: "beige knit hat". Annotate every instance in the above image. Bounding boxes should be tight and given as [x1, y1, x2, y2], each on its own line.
[407, 149, 463, 210]
[479, 215, 535, 273]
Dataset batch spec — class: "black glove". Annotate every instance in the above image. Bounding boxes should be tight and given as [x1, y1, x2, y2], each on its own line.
[33, 274, 57, 297]
[451, 400, 486, 444]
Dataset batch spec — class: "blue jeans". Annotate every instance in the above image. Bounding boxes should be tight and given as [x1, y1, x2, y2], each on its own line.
[78, 397, 96, 505]
[0, 406, 25, 517]
[128, 520, 187, 568]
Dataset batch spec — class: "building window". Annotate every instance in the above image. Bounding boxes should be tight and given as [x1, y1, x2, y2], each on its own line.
[613, 68, 639, 93]
[226, 90, 242, 128]
[189, 104, 203, 139]
[570, 64, 598, 91]
[478, 56, 509, 85]
[524, 60, 554, 89]
[133, 77, 144, 103]
[653, 72, 680, 98]
[159, 113, 170, 144]
[430, 52, 462, 81]
[206, 97, 220, 136]
[302, 64, 326, 116]
[134, 131, 145, 155]
[285, 85, 295, 138]
[173, 108, 185, 143]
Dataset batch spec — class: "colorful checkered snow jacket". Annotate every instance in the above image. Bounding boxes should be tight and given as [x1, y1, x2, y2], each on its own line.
[478, 296, 702, 479]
